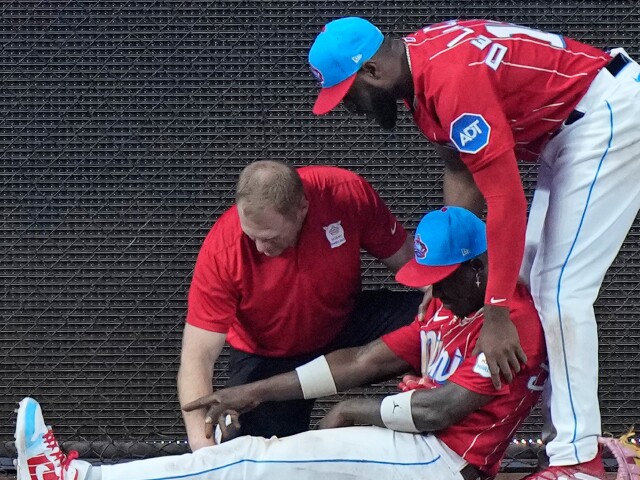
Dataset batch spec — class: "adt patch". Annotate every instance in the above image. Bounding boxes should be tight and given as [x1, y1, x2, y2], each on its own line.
[450, 113, 491, 154]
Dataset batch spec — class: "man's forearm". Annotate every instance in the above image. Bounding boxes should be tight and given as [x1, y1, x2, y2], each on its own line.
[178, 363, 216, 450]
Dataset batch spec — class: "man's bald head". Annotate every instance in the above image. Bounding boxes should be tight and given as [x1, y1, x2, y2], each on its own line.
[235, 160, 305, 219]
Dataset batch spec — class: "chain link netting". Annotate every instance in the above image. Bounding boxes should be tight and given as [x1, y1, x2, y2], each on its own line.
[1, 0, 639, 473]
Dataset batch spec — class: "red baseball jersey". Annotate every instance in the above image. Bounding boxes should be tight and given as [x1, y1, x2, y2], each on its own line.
[404, 19, 610, 309]
[187, 166, 407, 357]
[405, 19, 609, 163]
[382, 284, 547, 476]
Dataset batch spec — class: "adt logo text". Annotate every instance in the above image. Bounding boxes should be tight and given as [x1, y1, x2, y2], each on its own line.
[450, 113, 491, 154]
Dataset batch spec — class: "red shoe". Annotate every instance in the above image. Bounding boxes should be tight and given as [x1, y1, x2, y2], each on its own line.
[14, 397, 87, 480]
[520, 450, 607, 479]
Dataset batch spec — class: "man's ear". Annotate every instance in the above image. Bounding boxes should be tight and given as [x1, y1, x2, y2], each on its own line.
[469, 258, 485, 272]
[360, 60, 382, 80]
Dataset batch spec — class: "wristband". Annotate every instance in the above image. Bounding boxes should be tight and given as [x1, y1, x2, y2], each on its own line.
[295, 355, 338, 399]
[380, 391, 420, 432]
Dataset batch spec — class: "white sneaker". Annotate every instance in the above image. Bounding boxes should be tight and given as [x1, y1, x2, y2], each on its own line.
[14, 397, 88, 480]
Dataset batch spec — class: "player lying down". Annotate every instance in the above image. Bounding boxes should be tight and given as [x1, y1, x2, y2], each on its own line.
[14, 207, 635, 480]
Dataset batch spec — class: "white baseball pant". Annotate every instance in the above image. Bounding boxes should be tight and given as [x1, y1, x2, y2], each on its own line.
[82, 426, 470, 480]
[521, 48, 640, 466]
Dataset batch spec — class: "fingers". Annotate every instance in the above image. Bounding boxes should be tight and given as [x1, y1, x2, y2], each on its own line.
[516, 346, 528, 364]
[183, 395, 218, 412]
[217, 411, 241, 443]
[204, 404, 227, 439]
[487, 359, 502, 390]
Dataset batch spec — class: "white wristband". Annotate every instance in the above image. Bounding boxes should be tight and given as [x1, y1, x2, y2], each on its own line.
[380, 391, 420, 432]
[295, 355, 338, 399]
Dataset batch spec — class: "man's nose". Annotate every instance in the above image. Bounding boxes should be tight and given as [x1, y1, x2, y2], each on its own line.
[255, 239, 268, 254]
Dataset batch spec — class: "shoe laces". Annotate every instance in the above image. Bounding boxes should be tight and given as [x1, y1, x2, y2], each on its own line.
[43, 429, 79, 472]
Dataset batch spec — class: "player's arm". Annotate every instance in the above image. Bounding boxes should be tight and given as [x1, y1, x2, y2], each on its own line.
[177, 323, 226, 451]
[182, 339, 411, 440]
[380, 234, 414, 273]
[437, 143, 485, 216]
[318, 381, 492, 432]
[467, 150, 528, 388]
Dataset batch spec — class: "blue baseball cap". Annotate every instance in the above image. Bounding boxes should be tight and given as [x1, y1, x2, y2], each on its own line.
[396, 207, 487, 288]
[309, 17, 384, 115]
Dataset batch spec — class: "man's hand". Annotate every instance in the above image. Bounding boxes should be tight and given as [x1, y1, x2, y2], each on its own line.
[317, 400, 360, 430]
[182, 385, 260, 440]
[472, 305, 527, 389]
[214, 411, 242, 444]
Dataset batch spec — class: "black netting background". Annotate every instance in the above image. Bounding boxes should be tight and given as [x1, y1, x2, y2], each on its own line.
[1, 0, 639, 473]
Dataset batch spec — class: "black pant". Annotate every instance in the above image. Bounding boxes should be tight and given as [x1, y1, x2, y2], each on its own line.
[226, 289, 423, 438]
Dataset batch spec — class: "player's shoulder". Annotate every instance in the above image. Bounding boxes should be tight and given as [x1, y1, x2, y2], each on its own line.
[298, 165, 366, 186]
[299, 165, 373, 200]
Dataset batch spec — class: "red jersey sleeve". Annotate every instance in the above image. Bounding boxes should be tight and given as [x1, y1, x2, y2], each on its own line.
[186, 238, 238, 334]
[381, 320, 422, 372]
[434, 64, 527, 306]
[448, 353, 511, 396]
[471, 152, 527, 307]
[351, 175, 408, 259]
[381, 300, 438, 372]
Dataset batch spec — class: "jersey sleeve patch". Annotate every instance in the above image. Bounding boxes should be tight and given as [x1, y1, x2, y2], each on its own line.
[472, 352, 492, 378]
[450, 113, 491, 154]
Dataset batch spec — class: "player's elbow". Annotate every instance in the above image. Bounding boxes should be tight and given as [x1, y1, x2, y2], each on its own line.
[412, 404, 456, 432]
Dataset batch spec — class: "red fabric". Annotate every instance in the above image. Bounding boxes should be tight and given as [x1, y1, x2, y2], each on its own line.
[382, 284, 547, 476]
[471, 150, 527, 306]
[186, 166, 407, 357]
[405, 19, 608, 306]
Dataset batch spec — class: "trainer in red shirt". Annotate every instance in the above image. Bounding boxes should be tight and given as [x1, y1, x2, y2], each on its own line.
[184, 206, 548, 479]
[179, 160, 421, 450]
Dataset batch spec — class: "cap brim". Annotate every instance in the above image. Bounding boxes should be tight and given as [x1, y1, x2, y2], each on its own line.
[395, 260, 461, 288]
[312, 74, 357, 115]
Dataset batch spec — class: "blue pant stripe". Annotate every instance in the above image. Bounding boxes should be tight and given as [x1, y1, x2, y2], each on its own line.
[555, 100, 614, 463]
[138, 455, 442, 480]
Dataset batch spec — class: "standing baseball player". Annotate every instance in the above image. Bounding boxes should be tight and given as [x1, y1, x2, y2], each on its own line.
[15, 207, 548, 480]
[308, 17, 640, 479]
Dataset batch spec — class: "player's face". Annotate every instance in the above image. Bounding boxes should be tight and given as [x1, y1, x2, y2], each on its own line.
[432, 260, 485, 318]
[238, 201, 307, 257]
[343, 81, 398, 131]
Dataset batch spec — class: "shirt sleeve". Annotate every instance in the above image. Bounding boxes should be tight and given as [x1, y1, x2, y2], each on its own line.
[186, 240, 238, 333]
[381, 319, 422, 372]
[350, 175, 408, 260]
[448, 353, 511, 396]
[434, 64, 527, 307]
[471, 151, 527, 306]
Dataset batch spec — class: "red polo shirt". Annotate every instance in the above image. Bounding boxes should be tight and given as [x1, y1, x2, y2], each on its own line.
[187, 166, 407, 357]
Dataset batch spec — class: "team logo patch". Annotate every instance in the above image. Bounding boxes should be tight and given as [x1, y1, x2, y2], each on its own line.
[472, 352, 492, 378]
[414, 234, 428, 259]
[323, 221, 346, 248]
[310, 65, 325, 86]
[450, 113, 491, 154]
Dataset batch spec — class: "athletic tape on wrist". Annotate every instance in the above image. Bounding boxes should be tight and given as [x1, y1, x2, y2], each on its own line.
[380, 391, 420, 432]
[295, 355, 338, 399]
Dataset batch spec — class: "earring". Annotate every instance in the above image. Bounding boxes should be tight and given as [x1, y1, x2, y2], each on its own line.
[475, 272, 481, 288]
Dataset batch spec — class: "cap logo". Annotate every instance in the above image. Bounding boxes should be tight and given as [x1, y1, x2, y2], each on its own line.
[461, 248, 470, 256]
[414, 234, 428, 259]
[310, 65, 325, 86]
[351, 53, 362, 63]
